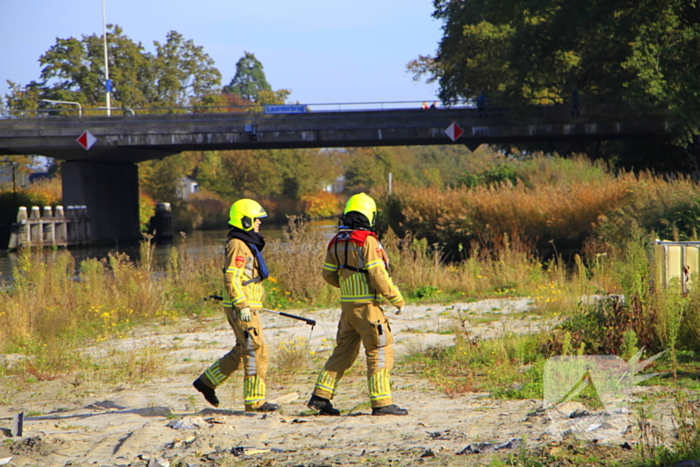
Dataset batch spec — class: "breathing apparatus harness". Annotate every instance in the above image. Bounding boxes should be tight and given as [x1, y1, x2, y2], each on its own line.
[240, 242, 269, 286]
[223, 229, 269, 286]
[333, 229, 376, 275]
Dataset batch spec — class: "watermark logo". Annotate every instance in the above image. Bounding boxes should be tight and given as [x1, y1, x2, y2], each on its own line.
[542, 349, 664, 441]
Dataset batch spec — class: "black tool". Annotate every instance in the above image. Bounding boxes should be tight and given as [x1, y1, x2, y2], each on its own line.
[206, 295, 316, 327]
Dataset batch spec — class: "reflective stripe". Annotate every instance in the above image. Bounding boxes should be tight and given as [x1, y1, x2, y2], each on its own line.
[203, 360, 228, 386]
[337, 243, 366, 270]
[340, 295, 377, 302]
[378, 324, 387, 348]
[368, 368, 392, 402]
[388, 295, 403, 304]
[225, 270, 265, 307]
[231, 268, 246, 304]
[246, 331, 257, 376]
[244, 256, 255, 280]
[222, 290, 233, 307]
[339, 273, 374, 302]
[365, 259, 383, 269]
[314, 369, 338, 396]
[323, 262, 339, 271]
[244, 375, 266, 405]
[378, 334, 388, 368]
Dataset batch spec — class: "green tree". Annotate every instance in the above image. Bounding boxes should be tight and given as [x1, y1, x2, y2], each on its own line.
[224, 52, 272, 102]
[4, 80, 43, 116]
[411, 0, 700, 125]
[4, 26, 221, 113]
[27, 25, 151, 111]
[0, 155, 38, 190]
[152, 31, 221, 108]
[343, 148, 393, 190]
[139, 153, 196, 202]
[257, 89, 292, 106]
[192, 148, 338, 200]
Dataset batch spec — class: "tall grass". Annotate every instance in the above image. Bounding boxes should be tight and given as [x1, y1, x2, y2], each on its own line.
[382, 228, 549, 299]
[6, 203, 699, 361]
[4, 155, 700, 403]
[265, 216, 338, 308]
[383, 155, 700, 259]
[3, 154, 700, 465]
[0, 236, 218, 355]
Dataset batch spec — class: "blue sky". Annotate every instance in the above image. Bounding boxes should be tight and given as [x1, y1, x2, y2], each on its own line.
[0, 0, 443, 106]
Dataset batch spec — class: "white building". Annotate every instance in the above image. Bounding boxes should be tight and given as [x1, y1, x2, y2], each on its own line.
[178, 177, 199, 200]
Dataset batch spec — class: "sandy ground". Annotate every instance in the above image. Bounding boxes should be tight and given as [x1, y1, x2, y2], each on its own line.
[0, 298, 682, 466]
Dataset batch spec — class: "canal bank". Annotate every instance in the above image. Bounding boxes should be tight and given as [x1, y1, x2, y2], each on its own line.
[0, 219, 337, 287]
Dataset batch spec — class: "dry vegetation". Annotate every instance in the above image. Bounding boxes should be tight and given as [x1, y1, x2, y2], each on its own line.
[4, 155, 700, 464]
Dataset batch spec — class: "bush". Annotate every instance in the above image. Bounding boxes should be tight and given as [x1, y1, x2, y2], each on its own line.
[383, 156, 700, 261]
[139, 192, 156, 232]
[456, 164, 520, 188]
[184, 190, 229, 230]
[300, 191, 340, 218]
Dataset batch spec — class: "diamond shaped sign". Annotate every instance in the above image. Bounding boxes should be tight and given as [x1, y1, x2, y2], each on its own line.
[444, 122, 464, 142]
[77, 131, 97, 150]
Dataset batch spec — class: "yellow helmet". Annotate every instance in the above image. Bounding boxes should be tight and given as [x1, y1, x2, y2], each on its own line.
[344, 193, 377, 226]
[229, 199, 268, 231]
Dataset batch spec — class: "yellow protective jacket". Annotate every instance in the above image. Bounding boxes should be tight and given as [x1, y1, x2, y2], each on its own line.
[222, 238, 265, 310]
[322, 229, 404, 308]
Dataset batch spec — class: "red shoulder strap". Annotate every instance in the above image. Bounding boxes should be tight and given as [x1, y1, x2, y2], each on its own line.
[327, 230, 377, 249]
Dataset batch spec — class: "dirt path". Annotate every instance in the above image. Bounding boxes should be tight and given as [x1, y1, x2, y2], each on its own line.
[0, 299, 677, 466]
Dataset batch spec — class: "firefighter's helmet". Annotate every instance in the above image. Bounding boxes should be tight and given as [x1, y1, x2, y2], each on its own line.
[229, 199, 268, 231]
[343, 193, 377, 226]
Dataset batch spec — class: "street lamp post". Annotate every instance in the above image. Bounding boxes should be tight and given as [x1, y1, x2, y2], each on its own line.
[40, 100, 82, 117]
[102, 0, 111, 117]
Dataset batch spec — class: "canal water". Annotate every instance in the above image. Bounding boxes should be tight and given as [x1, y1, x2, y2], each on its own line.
[0, 219, 338, 287]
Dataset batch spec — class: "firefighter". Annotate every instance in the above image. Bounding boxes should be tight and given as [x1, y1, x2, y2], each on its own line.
[192, 199, 279, 412]
[307, 193, 408, 416]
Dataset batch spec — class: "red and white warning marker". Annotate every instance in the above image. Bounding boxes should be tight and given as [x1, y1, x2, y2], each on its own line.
[77, 131, 97, 150]
[444, 122, 464, 142]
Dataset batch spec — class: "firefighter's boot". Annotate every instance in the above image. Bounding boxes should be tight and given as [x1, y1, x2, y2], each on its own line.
[307, 395, 340, 416]
[252, 402, 280, 412]
[193, 378, 219, 407]
[372, 404, 408, 416]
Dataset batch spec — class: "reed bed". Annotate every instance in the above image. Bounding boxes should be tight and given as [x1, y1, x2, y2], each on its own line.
[4, 155, 700, 393]
[3, 154, 700, 465]
[384, 157, 700, 259]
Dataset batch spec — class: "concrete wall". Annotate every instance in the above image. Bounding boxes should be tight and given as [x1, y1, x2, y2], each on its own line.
[62, 161, 140, 242]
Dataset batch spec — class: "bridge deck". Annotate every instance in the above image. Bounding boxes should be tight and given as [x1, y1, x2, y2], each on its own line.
[0, 106, 673, 163]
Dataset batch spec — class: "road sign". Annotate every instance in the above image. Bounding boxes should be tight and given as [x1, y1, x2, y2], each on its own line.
[444, 122, 464, 142]
[264, 104, 308, 114]
[77, 131, 97, 150]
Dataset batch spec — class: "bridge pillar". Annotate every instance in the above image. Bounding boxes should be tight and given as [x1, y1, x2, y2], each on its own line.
[62, 161, 141, 243]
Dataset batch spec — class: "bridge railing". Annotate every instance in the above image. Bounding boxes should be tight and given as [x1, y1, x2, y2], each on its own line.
[8, 205, 90, 250]
[0, 100, 667, 122]
[1, 100, 469, 119]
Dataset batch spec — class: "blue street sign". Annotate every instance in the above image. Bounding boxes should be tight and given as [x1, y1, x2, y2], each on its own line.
[264, 104, 308, 114]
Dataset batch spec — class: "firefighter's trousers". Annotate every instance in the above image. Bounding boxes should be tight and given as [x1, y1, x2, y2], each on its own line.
[199, 306, 269, 410]
[312, 302, 395, 408]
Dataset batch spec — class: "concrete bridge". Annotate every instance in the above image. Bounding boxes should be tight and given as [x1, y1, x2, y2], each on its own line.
[0, 104, 675, 243]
